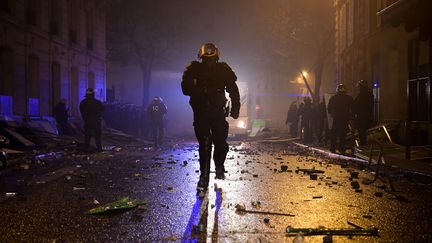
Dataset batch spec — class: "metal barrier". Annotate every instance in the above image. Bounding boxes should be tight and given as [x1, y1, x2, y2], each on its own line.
[363, 139, 384, 184]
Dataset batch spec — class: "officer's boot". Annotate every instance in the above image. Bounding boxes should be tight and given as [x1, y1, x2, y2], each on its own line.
[197, 137, 212, 189]
[214, 143, 229, 179]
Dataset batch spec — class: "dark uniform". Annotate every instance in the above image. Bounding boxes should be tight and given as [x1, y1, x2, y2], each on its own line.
[328, 84, 353, 153]
[182, 43, 240, 189]
[300, 97, 314, 143]
[54, 99, 70, 135]
[147, 97, 167, 146]
[353, 80, 374, 146]
[80, 88, 104, 152]
[315, 98, 327, 143]
[285, 101, 299, 137]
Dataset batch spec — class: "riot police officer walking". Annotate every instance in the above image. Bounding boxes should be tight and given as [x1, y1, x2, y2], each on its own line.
[353, 80, 374, 146]
[182, 43, 240, 192]
[147, 96, 167, 147]
[327, 84, 353, 154]
[80, 88, 104, 152]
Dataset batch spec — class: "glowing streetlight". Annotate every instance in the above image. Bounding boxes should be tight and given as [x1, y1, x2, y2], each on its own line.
[302, 71, 308, 78]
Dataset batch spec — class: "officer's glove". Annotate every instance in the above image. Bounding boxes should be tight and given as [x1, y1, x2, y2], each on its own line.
[230, 110, 239, 119]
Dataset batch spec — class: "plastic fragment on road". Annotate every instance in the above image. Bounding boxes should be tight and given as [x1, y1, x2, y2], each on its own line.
[86, 197, 146, 215]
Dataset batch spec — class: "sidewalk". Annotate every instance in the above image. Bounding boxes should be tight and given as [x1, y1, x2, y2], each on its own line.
[293, 140, 432, 177]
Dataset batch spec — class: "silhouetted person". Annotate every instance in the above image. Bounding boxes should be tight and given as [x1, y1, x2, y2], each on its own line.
[182, 43, 240, 191]
[301, 97, 314, 143]
[315, 97, 327, 143]
[147, 96, 167, 146]
[54, 98, 70, 135]
[353, 80, 374, 146]
[298, 102, 305, 139]
[285, 101, 299, 137]
[328, 84, 353, 154]
[80, 88, 104, 152]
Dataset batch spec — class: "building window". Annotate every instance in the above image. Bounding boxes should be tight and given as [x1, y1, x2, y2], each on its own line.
[0, 47, 14, 115]
[69, 1, 79, 44]
[70, 67, 79, 116]
[26, 0, 39, 26]
[347, 0, 354, 46]
[0, 47, 14, 96]
[0, 0, 13, 14]
[408, 78, 430, 122]
[339, 3, 347, 51]
[86, 11, 94, 50]
[51, 62, 61, 111]
[88, 72, 95, 89]
[49, 0, 62, 36]
[28, 55, 40, 115]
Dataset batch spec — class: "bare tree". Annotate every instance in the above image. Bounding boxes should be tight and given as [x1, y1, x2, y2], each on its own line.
[264, 0, 335, 102]
[107, 0, 181, 106]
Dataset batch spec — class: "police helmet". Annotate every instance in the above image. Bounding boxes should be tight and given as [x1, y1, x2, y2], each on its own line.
[85, 88, 95, 97]
[198, 43, 219, 59]
[358, 79, 368, 88]
[336, 84, 347, 93]
[153, 96, 163, 102]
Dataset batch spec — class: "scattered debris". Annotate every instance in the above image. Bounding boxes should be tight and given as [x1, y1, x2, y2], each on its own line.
[236, 206, 294, 217]
[374, 192, 383, 197]
[347, 221, 363, 229]
[350, 181, 360, 189]
[251, 201, 261, 208]
[350, 172, 359, 179]
[73, 187, 86, 191]
[286, 226, 379, 236]
[296, 168, 325, 174]
[5, 192, 17, 197]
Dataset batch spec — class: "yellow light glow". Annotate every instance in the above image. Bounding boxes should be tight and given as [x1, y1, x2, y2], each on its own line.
[302, 71, 308, 77]
[237, 120, 246, 129]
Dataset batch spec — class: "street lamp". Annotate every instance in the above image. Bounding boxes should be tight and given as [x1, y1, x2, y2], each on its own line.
[302, 71, 308, 78]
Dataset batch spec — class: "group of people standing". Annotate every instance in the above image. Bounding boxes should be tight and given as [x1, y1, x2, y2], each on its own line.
[54, 88, 168, 153]
[286, 80, 375, 154]
[286, 97, 327, 144]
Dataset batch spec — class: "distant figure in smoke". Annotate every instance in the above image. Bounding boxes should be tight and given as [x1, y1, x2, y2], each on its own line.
[353, 80, 374, 146]
[314, 97, 327, 144]
[327, 84, 353, 154]
[147, 96, 167, 146]
[298, 101, 305, 139]
[182, 43, 240, 191]
[80, 88, 104, 152]
[54, 98, 71, 135]
[300, 96, 314, 143]
[285, 101, 299, 137]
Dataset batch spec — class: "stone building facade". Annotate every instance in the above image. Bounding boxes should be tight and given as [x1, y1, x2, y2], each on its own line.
[334, 0, 432, 145]
[0, 0, 106, 118]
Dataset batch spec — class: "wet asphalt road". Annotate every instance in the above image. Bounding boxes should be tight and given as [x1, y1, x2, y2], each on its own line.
[0, 140, 431, 242]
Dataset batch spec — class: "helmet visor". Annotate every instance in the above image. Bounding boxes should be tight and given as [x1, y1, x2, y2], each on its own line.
[198, 43, 218, 58]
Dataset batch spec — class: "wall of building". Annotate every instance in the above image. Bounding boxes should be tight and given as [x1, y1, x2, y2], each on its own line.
[336, 0, 429, 143]
[0, 0, 106, 117]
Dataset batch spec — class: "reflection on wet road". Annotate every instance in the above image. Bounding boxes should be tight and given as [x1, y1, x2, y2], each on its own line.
[0, 141, 431, 242]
